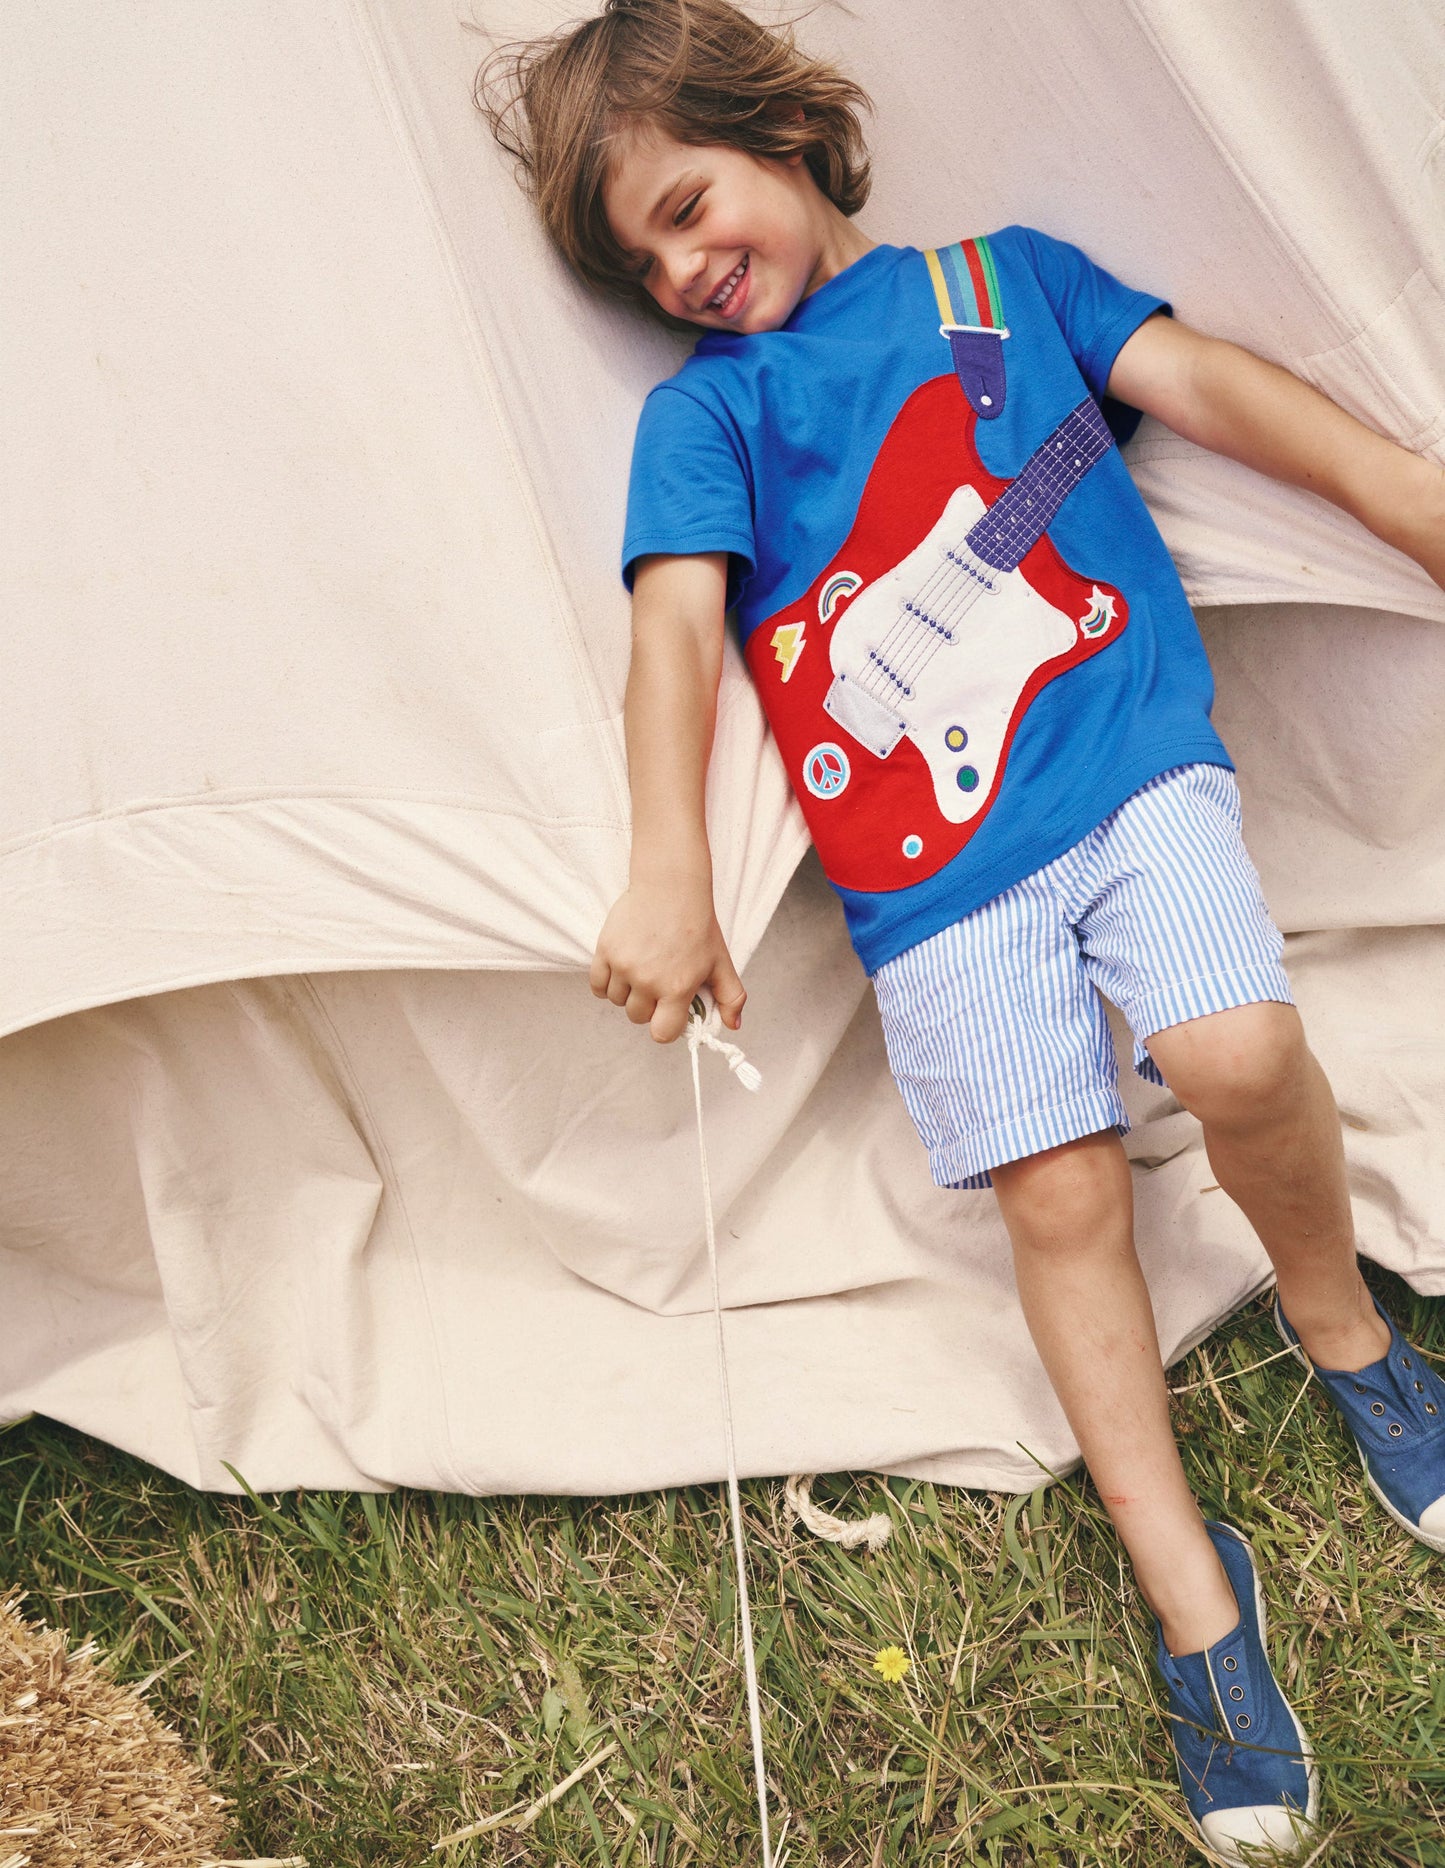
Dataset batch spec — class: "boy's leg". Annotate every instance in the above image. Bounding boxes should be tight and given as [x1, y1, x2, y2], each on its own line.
[872, 819, 1253, 1656]
[989, 1128, 1242, 1657]
[992, 1123, 1322, 1861]
[1145, 1002, 1390, 1372]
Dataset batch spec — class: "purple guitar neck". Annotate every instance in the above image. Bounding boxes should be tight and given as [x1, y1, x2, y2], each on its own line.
[966, 399, 1114, 573]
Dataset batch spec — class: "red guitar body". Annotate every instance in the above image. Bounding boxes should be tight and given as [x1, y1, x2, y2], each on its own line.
[743, 373, 1128, 893]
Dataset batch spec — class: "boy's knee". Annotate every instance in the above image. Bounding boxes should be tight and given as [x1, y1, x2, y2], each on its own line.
[1147, 1002, 1310, 1131]
[991, 1129, 1130, 1249]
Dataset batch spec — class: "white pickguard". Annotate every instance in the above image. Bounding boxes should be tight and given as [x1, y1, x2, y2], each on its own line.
[822, 484, 1081, 827]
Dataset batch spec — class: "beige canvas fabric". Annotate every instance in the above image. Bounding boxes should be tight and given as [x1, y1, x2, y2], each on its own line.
[1, 0, 1442, 1493]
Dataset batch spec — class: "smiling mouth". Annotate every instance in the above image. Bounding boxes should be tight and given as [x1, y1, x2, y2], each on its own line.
[705, 255, 749, 314]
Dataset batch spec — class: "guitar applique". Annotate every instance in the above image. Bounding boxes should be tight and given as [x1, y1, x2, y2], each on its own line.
[743, 238, 1128, 894]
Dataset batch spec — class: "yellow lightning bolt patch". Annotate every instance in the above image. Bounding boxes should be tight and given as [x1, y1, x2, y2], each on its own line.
[771, 621, 806, 682]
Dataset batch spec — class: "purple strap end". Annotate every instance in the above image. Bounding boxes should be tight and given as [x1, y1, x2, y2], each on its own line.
[947, 327, 1007, 420]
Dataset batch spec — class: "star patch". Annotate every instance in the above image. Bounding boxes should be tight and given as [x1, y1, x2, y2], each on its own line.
[1078, 585, 1117, 639]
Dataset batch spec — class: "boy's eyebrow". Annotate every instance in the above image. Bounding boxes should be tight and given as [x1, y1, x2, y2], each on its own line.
[647, 172, 701, 227]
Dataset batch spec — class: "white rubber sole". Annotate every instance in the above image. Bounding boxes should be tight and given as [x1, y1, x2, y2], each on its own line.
[1359, 1457, 1445, 1554]
[1184, 1524, 1320, 1867]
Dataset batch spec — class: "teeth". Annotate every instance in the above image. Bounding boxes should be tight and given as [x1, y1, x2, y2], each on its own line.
[708, 258, 747, 311]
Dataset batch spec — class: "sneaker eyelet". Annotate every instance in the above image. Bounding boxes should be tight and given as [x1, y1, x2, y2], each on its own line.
[1235, 1714, 1251, 1729]
[1371, 1402, 1386, 1415]
[1229, 1685, 1244, 1700]
[1415, 1381, 1425, 1392]
[1353, 1382, 1367, 1393]
[1402, 1356, 1412, 1369]
[1428, 1403, 1438, 1416]
[1222, 1656, 1237, 1671]
[1389, 1422, 1403, 1436]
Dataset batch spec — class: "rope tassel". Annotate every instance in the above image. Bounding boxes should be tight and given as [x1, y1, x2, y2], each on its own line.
[688, 998, 763, 1091]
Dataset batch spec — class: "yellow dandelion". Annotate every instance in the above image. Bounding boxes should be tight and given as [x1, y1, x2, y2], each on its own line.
[872, 1645, 910, 1684]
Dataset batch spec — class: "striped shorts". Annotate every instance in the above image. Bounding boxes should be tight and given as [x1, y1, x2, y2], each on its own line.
[872, 763, 1292, 1189]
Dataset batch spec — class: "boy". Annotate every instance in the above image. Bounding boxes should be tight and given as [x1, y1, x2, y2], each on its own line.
[482, 2, 1445, 1857]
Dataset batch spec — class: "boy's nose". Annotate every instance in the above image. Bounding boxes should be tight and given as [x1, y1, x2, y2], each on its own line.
[666, 248, 707, 305]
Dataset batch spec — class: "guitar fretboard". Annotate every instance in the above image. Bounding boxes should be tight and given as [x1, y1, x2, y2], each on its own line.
[967, 400, 1114, 573]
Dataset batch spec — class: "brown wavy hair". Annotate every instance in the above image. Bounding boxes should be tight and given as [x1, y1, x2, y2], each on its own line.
[476, 0, 873, 328]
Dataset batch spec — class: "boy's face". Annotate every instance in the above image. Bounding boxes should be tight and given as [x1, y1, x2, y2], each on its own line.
[601, 122, 847, 335]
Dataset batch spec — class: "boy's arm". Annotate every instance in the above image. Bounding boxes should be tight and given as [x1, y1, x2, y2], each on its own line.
[1106, 315, 1445, 591]
[589, 550, 747, 1044]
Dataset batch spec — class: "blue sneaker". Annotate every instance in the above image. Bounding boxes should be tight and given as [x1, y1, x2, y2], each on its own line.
[1155, 1521, 1318, 1864]
[1275, 1293, 1445, 1552]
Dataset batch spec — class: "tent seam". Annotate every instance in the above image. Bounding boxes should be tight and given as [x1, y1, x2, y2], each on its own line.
[0, 792, 631, 858]
[0, 953, 579, 1047]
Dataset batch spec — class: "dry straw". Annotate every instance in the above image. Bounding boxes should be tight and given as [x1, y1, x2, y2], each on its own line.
[0, 1592, 301, 1868]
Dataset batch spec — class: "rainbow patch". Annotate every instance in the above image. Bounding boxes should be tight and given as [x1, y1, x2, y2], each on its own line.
[818, 570, 863, 622]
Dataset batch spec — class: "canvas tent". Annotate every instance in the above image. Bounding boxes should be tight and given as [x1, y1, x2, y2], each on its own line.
[2, 0, 1443, 1497]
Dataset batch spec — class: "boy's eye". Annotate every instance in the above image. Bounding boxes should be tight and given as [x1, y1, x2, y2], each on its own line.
[674, 192, 702, 225]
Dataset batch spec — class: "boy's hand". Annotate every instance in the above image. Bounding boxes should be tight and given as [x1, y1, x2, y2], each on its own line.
[590, 879, 746, 1044]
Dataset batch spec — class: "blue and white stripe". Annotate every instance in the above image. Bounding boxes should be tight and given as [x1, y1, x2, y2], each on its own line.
[872, 763, 1292, 1189]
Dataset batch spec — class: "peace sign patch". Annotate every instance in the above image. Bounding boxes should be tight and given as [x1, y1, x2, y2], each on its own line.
[803, 742, 851, 800]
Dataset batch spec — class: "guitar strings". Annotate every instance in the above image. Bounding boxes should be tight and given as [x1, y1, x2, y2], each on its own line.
[851, 405, 1110, 708]
[867, 408, 1108, 693]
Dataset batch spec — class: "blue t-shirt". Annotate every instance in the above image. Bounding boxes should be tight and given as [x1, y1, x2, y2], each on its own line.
[622, 225, 1230, 973]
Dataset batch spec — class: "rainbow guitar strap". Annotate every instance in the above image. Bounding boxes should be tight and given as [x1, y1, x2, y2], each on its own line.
[745, 236, 1126, 896]
[926, 236, 1010, 421]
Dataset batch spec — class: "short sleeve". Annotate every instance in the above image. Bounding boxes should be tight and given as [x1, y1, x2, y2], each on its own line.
[621, 384, 756, 606]
[1007, 225, 1170, 442]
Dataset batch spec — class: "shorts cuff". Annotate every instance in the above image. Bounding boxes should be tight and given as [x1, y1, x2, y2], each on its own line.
[1123, 961, 1295, 1087]
[933, 1090, 1131, 1190]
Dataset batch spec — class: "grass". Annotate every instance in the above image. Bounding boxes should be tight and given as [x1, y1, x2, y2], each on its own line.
[2, 1271, 1443, 1867]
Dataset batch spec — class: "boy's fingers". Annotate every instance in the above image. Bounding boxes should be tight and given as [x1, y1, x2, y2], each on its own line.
[710, 957, 747, 1030]
[625, 987, 658, 1026]
[606, 972, 631, 1008]
[650, 993, 691, 1045]
[588, 954, 611, 999]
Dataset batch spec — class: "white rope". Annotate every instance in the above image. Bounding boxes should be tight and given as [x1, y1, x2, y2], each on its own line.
[783, 1474, 892, 1552]
[685, 1000, 772, 1868]
[688, 1002, 763, 1091]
